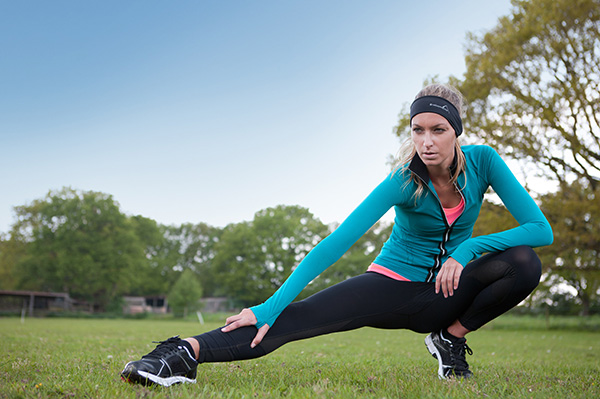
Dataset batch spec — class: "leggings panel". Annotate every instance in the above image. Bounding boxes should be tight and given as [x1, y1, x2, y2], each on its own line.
[194, 246, 541, 363]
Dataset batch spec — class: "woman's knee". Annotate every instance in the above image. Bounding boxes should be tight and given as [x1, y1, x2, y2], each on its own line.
[504, 245, 542, 287]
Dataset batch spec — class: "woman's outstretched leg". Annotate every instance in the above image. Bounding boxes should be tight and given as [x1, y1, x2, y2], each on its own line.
[121, 272, 424, 386]
[193, 271, 426, 362]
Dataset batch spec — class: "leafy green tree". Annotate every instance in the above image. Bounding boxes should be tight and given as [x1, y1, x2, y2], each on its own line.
[159, 223, 222, 296]
[168, 269, 203, 318]
[209, 221, 259, 304]
[211, 205, 329, 306]
[10, 188, 151, 311]
[124, 222, 222, 298]
[458, 0, 600, 190]
[539, 182, 600, 315]
[127, 215, 171, 296]
[0, 233, 26, 290]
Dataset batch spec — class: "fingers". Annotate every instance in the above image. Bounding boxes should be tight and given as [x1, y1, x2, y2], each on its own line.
[250, 324, 270, 348]
[442, 270, 451, 298]
[447, 273, 454, 297]
[437, 259, 463, 298]
[223, 313, 243, 330]
[454, 267, 462, 290]
[221, 309, 269, 349]
[224, 314, 239, 326]
[221, 318, 241, 333]
[446, 265, 455, 297]
[436, 266, 451, 297]
[221, 308, 259, 334]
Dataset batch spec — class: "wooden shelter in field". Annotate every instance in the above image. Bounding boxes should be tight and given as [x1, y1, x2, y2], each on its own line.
[0, 290, 73, 316]
[122, 295, 168, 315]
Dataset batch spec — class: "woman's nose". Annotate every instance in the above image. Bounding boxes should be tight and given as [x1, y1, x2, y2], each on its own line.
[423, 132, 434, 146]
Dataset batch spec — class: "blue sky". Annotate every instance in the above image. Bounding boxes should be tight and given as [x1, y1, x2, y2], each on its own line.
[0, 0, 514, 234]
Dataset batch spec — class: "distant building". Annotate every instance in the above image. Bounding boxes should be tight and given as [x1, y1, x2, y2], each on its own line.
[121, 296, 234, 315]
[199, 297, 235, 313]
[0, 290, 236, 316]
[0, 290, 73, 316]
[122, 295, 168, 315]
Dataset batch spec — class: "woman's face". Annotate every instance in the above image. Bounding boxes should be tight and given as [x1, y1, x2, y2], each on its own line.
[411, 112, 456, 171]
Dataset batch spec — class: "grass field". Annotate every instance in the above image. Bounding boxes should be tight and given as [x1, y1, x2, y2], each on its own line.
[1, 315, 599, 398]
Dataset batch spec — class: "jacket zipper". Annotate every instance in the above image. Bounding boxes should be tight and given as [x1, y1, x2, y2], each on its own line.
[414, 176, 465, 283]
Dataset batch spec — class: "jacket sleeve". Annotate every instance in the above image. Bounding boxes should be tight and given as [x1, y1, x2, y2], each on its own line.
[450, 147, 553, 266]
[250, 173, 402, 328]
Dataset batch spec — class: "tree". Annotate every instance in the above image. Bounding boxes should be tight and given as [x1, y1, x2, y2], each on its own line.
[168, 269, 203, 318]
[211, 205, 329, 306]
[458, 0, 600, 190]
[10, 188, 152, 311]
[0, 233, 26, 290]
[121, 215, 170, 296]
[538, 182, 600, 315]
[209, 221, 260, 304]
[159, 223, 222, 297]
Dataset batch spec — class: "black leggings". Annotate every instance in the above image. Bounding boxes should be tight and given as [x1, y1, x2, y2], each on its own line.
[193, 246, 541, 363]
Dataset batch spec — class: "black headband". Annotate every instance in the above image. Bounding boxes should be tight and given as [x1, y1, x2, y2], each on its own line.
[409, 95, 463, 137]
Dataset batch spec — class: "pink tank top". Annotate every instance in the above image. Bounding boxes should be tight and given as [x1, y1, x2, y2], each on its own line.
[444, 197, 465, 225]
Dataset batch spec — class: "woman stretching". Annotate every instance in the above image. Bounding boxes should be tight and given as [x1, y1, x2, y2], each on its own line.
[121, 84, 553, 386]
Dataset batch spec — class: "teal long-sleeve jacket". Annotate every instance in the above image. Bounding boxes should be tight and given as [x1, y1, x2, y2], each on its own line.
[250, 145, 553, 328]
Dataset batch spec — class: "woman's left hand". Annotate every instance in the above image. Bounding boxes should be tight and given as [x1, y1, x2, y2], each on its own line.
[221, 308, 270, 348]
[435, 257, 463, 298]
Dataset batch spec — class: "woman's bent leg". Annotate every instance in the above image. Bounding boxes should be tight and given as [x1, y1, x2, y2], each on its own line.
[416, 246, 542, 379]
[456, 245, 542, 331]
[409, 245, 542, 333]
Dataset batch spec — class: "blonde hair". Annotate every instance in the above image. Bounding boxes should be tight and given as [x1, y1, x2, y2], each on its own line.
[393, 83, 467, 200]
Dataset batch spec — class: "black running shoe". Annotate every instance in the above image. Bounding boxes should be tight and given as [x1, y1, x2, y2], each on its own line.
[121, 336, 198, 387]
[424, 331, 473, 379]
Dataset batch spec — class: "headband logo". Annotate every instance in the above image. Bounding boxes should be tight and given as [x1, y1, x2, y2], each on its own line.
[429, 103, 450, 113]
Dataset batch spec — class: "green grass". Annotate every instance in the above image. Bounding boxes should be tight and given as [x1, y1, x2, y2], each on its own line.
[1, 315, 598, 398]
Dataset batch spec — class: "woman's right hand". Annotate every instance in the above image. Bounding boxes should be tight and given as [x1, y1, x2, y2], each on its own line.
[436, 257, 463, 298]
[221, 308, 270, 348]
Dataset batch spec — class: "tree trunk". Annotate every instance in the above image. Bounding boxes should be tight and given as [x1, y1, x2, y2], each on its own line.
[581, 296, 590, 316]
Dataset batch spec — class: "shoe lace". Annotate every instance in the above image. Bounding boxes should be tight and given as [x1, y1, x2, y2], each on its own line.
[451, 341, 473, 371]
[142, 336, 182, 359]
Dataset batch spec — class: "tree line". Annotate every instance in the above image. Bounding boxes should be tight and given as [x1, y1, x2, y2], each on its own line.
[0, 190, 391, 314]
[1, 0, 598, 315]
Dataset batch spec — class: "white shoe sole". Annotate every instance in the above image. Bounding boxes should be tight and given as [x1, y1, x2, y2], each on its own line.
[425, 334, 446, 380]
[137, 370, 197, 387]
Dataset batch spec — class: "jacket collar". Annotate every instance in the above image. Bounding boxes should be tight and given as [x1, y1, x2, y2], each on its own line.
[407, 149, 460, 184]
